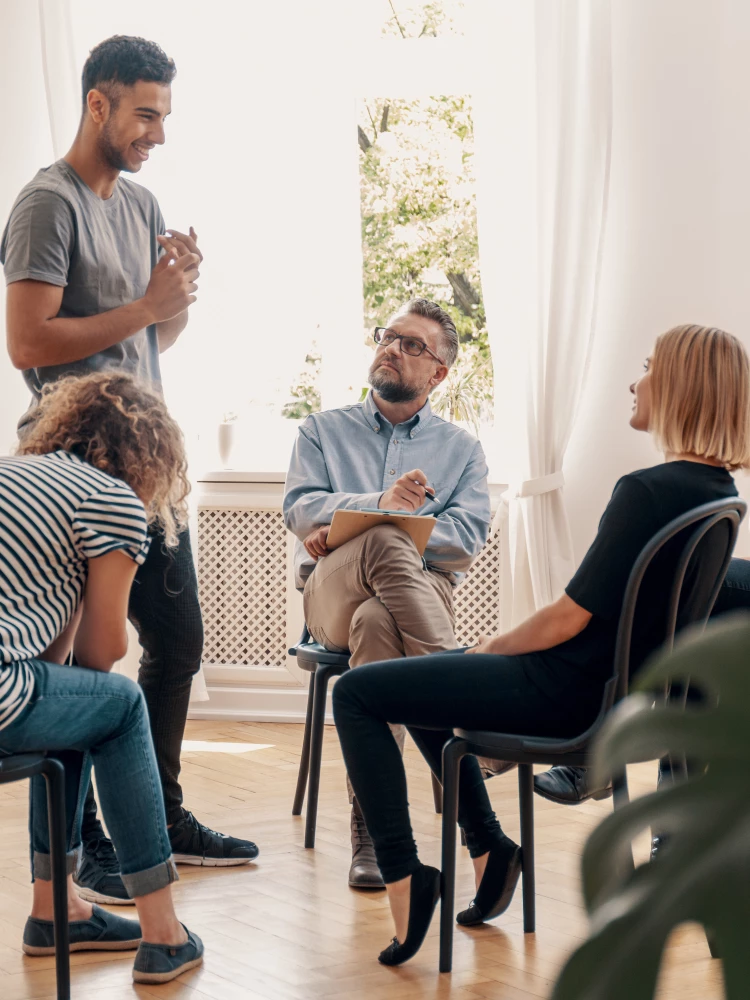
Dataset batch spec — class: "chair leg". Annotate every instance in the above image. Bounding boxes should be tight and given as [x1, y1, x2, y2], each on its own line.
[431, 771, 443, 814]
[43, 758, 70, 1000]
[612, 767, 630, 810]
[304, 665, 337, 849]
[439, 737, 466, 973]
[518, 763, 535, 934]
[612, 768, 635, 874]
[292, 673, 315, 816]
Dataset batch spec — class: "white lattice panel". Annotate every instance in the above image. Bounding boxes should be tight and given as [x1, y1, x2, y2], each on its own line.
[198, 503, 500, 666]
[198, 508, 288, 667]
[454, 531, 501, 645]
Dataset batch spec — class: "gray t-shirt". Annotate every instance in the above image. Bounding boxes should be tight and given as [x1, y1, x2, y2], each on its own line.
[0, 159, 164, 428]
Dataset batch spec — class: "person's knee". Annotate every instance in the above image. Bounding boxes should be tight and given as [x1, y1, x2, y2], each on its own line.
[350, 599, 397, 642]
[361, 523, 419, 566]
[106, 672, 148, 724]
[138, 615, 204, 678]
[332, 667, 365, 717]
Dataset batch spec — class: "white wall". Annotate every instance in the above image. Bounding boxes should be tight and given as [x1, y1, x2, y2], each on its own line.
[0, 2, 52, 452]
[565, 0, 750, 560]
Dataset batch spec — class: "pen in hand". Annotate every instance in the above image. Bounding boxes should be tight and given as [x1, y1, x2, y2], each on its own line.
[415, 482, 438, 503]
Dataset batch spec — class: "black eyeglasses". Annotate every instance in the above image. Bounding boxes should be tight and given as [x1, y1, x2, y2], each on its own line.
[373, 327, 445, 365]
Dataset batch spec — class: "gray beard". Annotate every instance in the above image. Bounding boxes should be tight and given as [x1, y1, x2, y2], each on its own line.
[368, 368, 422, 404]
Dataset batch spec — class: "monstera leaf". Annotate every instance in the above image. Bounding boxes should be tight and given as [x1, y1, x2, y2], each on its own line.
[553, 612, 750, 1000]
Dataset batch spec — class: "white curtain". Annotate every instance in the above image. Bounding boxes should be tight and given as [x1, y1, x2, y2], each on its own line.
[474, 0, 613, 629]
[38, 0, 79, 158]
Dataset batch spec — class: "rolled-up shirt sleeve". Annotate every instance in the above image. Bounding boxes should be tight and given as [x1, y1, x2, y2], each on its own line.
[283, 420, 384, 541]
[2, 190, 73, 287]
[424, 440, 491, 575]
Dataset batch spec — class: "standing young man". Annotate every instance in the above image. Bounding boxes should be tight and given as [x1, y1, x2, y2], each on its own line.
[1, 35, 258, 903]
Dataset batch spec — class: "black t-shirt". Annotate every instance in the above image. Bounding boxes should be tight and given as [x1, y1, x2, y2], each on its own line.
[521, 461, 738, 701]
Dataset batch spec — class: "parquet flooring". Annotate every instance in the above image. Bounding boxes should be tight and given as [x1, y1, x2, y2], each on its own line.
[0, 721, 725, 999]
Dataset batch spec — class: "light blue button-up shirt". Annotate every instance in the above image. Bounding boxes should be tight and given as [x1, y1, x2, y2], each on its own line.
[283, 390, 491, 589]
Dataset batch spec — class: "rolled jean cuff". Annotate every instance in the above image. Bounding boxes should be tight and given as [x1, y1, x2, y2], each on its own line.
[33, 848, 79, 881]
[121, 857, 179, 898]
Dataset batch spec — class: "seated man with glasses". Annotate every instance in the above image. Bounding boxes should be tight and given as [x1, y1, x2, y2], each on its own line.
[283, 298, 491, 890]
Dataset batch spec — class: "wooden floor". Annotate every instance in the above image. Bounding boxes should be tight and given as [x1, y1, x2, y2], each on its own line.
[0, 720, 724, 1000]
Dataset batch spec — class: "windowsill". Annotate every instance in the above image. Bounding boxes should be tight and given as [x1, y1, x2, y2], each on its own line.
[197, 468, 508, 490]
[196, 469, 287, 484]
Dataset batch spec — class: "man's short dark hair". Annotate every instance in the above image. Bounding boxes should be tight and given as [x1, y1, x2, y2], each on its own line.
[391, 298, 460, 368]
[81, 35, 176, 108]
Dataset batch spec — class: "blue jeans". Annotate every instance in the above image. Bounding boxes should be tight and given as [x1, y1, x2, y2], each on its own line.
[0, 660, 177, 898]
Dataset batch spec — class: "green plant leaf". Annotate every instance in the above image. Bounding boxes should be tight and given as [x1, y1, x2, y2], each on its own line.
[553, 613, 750, 1000]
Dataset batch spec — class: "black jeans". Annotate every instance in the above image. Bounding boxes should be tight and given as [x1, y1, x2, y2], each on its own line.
[711, 557, 750, 616]
[332, 649, 601, 883]
[81, 527, 203, 834]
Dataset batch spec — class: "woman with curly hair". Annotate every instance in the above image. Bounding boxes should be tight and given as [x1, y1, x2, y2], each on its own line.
[332, 324, 750, 967]
[0, 371, 203, 984]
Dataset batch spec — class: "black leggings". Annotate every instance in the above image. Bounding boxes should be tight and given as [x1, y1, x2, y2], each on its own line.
[332, 650, 601, 883]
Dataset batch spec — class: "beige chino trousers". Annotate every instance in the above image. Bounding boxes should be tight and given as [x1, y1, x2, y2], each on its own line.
[303, 523, 457, 802]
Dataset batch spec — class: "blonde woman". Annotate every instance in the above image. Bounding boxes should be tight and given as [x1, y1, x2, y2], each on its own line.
[0, 372, 202, 984]
[332, 324, 750, 966]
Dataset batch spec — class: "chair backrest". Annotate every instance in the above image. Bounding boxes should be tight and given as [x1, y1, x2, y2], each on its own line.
[546, 497, 746, 755]
[610, 497, 746, 705]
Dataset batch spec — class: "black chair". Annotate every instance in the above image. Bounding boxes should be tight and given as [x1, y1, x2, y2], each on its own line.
[289, 625, 444, 848]
[0, 753, 70, 999]
[438, 497, 746, 972]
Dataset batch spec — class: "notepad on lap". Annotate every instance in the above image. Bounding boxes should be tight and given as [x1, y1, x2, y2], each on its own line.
[327, 508, 436, 556]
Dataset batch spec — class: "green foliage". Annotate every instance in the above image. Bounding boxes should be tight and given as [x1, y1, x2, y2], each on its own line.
[359, 94, 487, 357]
[381, 0, 466, 39]
[431, 345, 492, 433]
[283, 1, 490, 423]
[553, 613, 750, 1000]
[281, 351, 321, 420]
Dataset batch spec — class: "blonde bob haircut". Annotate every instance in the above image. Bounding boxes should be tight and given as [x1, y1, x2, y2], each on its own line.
[18, 372, 189, 547]
[650, 324, 750, 471]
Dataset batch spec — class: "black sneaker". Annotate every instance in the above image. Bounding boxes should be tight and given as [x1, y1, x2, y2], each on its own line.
[168, 810, 259, 867]
[74, 836, 131, 905]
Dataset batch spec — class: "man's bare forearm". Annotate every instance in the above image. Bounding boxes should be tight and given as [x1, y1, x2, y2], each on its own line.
[156, 309, 189, 353]
[10, 298, 155, 369]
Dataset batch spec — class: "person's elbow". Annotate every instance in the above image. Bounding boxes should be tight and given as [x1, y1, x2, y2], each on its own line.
[555, 594, 592, 641]
[75, 630, 128, 672]
[6, 328, 37, 370]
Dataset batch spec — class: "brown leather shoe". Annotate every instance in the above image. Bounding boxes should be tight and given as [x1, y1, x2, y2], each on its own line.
[348, 800, 385, 889]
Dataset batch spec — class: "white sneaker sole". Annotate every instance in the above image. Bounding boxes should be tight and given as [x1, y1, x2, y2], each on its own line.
[74, 884, 133, 905]
[24, 937, 141, 956]
[171, 853, 255, 867]
[133, 954, 204, 983]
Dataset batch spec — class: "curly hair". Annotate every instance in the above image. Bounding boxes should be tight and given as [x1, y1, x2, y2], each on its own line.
[81, 35, 176, 108]
[17, 373, 189, 547]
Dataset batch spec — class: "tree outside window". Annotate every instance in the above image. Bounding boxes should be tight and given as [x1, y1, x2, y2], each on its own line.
[284, 0, 493, 432]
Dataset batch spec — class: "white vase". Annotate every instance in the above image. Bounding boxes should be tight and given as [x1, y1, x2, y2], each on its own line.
[218, 422, 235, 469]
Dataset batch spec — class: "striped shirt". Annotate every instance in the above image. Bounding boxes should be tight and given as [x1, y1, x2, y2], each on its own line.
[0, 451, 150, 731]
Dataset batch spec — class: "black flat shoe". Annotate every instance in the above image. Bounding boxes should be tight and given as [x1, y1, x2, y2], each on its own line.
[378, 864, 441, 967]
[457, 837, 522, 926]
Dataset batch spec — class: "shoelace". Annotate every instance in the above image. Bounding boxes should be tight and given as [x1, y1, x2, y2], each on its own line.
[179, 811, 226, 856]
[85, 837, 120, 873]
